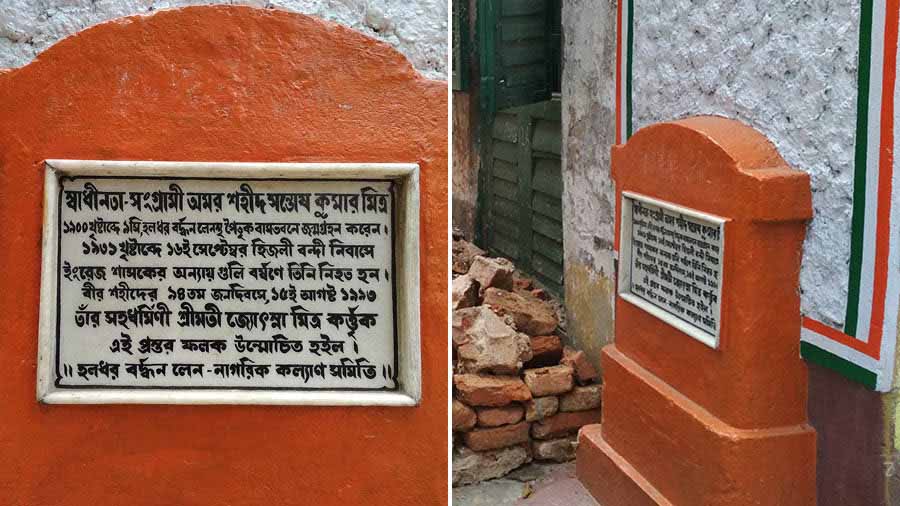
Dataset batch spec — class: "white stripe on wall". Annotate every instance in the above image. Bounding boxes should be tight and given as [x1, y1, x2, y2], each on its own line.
[876, 20, 900, 391]
[856, 0, 887, 346]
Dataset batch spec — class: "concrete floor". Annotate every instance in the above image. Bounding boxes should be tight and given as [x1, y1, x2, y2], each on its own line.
[453, 462, 601, 506]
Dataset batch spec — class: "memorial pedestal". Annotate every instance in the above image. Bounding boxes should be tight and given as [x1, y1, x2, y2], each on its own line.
[0, 6, 447, 504]
[578, 347, 816, 505]
[577, 117, 816, 506]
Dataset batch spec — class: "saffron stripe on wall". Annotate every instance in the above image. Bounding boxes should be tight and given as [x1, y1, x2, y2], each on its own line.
[868, 0, 900, 391]
[882, 5, 900, 391]
[614, 0, 632, 255]
[867, 0, 898, 351]
[613, 0, 629, 254]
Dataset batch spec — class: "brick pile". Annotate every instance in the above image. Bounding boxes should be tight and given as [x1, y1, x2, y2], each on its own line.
[451, 239, 602, 486]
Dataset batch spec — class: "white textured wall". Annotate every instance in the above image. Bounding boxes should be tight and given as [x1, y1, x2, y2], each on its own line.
[0, 0, 447, 80]
[632, 0, 859, 327]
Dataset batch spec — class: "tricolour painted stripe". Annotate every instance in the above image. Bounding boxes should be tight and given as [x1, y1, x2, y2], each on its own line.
[802, 0, 900, 391]
[846, 0, 875, 338]
[803, 317, 873, 355]
[868, 0, 898, 345]
[850, 0, 887, 349]
[880, 4, 900, 391]
[869, 0, 899, 389]
[800, 342, 878, 389]
[613, 0, 629, 255]
[616, 0, 631, 145]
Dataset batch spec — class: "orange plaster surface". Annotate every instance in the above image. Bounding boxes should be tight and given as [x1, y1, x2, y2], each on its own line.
[578, 117, 816, 505]
[0, 6, 447, 506]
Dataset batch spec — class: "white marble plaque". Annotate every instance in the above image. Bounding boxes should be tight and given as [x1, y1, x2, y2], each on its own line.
[618, 192, 725, 348]
[37, 161, 421, 405]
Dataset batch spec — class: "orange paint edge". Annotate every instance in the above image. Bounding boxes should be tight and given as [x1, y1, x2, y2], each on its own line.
[614, 182, 622, 254]
[803, 317, 876, 355]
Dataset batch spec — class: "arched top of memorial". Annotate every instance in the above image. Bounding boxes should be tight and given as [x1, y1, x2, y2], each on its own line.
[612, 116, 812, 222]
[0, 5, 445, 168]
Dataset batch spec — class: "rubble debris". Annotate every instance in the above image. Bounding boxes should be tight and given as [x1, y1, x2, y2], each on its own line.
[450, 241, 601, 485]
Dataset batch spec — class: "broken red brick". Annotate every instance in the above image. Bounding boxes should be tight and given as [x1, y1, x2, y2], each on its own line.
[454, 374, 532, 407]
[468, 256, 514, 293]
[452, 274, 480, 310]
[561, 346, 600, 384]
[483, 287, 558, 336]
[452, 306, 532, 374]
[523, 365, 574, 397]
[453, 399, 477, 432]
[476, 404, 525, 427]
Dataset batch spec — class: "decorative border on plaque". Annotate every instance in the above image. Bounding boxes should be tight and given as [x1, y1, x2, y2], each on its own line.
[36, 160, 421, 406]
[618, 192, 726, 349]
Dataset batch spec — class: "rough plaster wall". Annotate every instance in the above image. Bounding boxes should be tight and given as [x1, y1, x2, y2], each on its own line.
[0, 0, 447, 80]
[560, 0, 618, 367]
[632, 0, 859, 327]
[452, 90, 478, 239]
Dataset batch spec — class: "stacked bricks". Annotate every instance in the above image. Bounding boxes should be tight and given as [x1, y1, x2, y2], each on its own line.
[451, 239, 602, 486]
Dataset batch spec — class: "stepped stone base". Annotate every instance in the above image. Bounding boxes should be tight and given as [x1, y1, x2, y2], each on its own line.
[577, 425, 670, 506]
[576, 346, 816, 506]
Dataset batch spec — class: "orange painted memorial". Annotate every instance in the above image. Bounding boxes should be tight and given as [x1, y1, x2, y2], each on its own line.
[577, 117, 816, 505]
[0, 6, 447, 505]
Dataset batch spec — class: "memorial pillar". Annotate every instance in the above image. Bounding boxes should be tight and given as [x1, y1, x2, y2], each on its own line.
[577, 116, 816, 505]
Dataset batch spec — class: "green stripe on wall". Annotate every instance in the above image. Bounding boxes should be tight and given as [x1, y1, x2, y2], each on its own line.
[625, 0, 634, 139]
[845, 0, 875, 337]
[800, 341, 877, 389]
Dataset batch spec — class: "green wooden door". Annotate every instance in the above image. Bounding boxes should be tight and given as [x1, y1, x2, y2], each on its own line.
[478, 0, 557, 114]
[476, 0, 563, 295]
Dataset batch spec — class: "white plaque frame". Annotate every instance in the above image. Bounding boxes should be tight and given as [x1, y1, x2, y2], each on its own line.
[618, 191, 726, 349]
[37, 160, 421, 406]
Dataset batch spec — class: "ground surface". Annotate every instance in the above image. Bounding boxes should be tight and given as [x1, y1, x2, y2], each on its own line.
[453, 462, 600, 506]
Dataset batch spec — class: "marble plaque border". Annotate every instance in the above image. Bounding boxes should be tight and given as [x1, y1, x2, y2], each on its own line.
[37, 160, 421, 406]
[618, 191, 726, 349]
